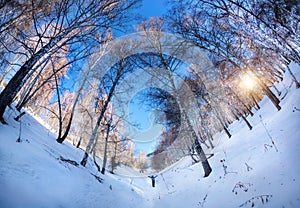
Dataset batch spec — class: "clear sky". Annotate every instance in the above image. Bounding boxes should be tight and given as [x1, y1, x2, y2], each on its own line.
[140, 0, 167, 19]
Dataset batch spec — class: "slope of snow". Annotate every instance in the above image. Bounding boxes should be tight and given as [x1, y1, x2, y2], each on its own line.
[146, 63, 300, 208]
[0, 111, 147, 208]
[0, 63, 299, 208]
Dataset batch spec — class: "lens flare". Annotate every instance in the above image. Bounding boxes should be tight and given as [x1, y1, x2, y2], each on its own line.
[240, 73, 256, 90]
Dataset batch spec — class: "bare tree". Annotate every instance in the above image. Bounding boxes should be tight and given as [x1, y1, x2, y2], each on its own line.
[80, 52, 135, 166]
[131, 18, 213, 176]
[0, 0, 139, 124]
[101, 117, 112, 175]
[166, 0, 299, 112]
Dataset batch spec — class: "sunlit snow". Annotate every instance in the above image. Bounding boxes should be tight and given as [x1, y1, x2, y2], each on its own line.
[0, 63, 299, 208]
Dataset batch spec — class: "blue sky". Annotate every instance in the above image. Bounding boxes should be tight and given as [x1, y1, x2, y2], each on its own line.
[140, 0, 167, 19]
[127, 0, 168, 155]
[66, 0, 169, 156]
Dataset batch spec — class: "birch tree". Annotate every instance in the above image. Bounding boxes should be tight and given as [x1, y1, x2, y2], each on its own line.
[167, 0, 299, 112]
[132, 18, 213, 177]
[80, 51, 135, 166]
[0, 0, 139, 124]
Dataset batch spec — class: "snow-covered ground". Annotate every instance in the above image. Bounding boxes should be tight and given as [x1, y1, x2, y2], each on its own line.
[0, 63, 299, 208]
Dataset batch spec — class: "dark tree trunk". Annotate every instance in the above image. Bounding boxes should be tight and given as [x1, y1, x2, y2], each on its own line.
[0, 63, 31, 124]
[14, 112, 26, 121]
[183, 108, 212, 177]
[0, 35, 65, 124]
[224, 126, 232, 138]
[232, 112, 240, 121]
[241, 114, 252, 130]
[101, 122, 111, 175]
[81, 62, 124, 167]
[56, 111, 74, 143]
[15, 66, 45, 112]
[260, 82, 281, 111]
[194, 138, 212, 177]
[80, 152, 89, 166]
[250, 93, 260, 110]
[93, 150, 101, 172]
[56, 70, 90, 144]
[76, 137, 82, 148]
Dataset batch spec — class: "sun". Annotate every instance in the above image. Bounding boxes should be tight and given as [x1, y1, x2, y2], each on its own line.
[244, 74, 256, 89]
[239, 73, 256, 91]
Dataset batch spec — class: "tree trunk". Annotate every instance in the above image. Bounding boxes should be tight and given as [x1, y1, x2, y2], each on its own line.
[255, 76, 281, 111]
[250, 93, 260, 110]
[53, 69, 63, 140]
[56, 111, 73, 143]
[14, 112, 26, 122]
[76, 137, 82, 148]
[0, 62, 31, 124]
[80, 152, 89, 166]
[241, 114, 252, 130]
[224, 126, 232, 138]
[183, 108, 212, 177]
[15, 65, 46, 112]
[194, 138, 212, 177]
[101, 122, 110, 175]
[93, 150, 101, 172]
[287, 66, 300, 88]
[80, 61, 123, 167]
[0, 34, 65, 124]
[263, 86, 281, 111]
[110, 141, 119, 173]
[57, 63, 92, 143]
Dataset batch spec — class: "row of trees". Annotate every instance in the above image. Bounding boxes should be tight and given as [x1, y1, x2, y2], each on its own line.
[168, 0, 300, 89]
[142, 0, 300, 173]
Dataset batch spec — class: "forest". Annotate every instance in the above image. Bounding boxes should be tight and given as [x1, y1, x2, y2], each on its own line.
[0, 0, 299, 177]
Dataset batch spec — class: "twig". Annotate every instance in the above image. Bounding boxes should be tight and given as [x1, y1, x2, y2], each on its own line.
[59, 156, 79, 166]
[239, 194, 272, 207]
[232, 182, 253, 195]
[220, 159, 228, 175]
[259, 115, 278, 152]
[91, 173, 104, 183]
[264, 144, 272, 152]
[220, 159, 237, 175]
[161, 173, 169, 191]
[198, 194, 208, 207]
[245, 162, 253, 171]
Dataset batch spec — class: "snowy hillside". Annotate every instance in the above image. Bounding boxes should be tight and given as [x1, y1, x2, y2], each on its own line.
[0, 63, 299, 208]
[145, 63, 300, 208]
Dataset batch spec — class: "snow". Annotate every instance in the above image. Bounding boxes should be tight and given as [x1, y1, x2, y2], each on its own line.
[0, 112, 146, 208]
[1, 63, 300, 208]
